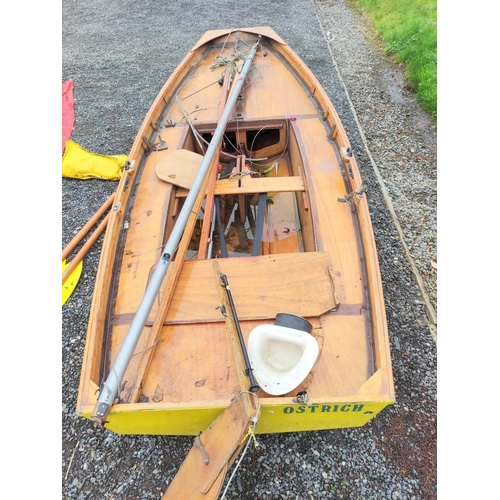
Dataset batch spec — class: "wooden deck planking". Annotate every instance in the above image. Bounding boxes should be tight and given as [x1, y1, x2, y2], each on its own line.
[140, 322, 242, 403]
[175, 253, 335, 321]
[113, 127, 186, 318]
[135, 311, 373, 403]
[111, 252, 337, 326]
[310, 314, 375, 397]
[244, 47, 318, 119]
[293, 117, 365, 305]
[168, 42, 318, 124]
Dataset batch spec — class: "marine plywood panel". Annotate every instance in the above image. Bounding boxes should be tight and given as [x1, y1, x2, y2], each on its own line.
[157, 252, 336, 324]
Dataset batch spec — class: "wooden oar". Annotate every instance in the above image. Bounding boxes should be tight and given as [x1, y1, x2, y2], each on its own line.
[62, 193, 114, 303]
[92, 40, 261, 423]
[62, 212, 111, 285]
[62, 193, 114, 261]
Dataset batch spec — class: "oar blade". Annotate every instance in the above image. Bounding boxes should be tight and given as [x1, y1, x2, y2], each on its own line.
[62, 259, 83, 305]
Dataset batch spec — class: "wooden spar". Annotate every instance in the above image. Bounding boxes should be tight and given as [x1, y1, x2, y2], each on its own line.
[62, 212, 111, 285]
[91, 39, 261, 424]
[126, 74, 234, 404]
[236, 155, 247, 223]
[129, 75, 238, 401]
[62, 193, 114, 261]
[197, 72, 231, 260]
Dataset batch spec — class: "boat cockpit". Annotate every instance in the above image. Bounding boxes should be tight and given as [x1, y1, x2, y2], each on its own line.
[157, 117, 316, 259]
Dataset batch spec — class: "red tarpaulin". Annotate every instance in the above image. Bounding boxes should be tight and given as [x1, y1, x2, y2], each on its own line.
[62, 80, 75, 154]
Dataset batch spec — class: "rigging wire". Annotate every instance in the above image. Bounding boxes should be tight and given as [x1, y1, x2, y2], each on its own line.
[219, 391, 261, 500]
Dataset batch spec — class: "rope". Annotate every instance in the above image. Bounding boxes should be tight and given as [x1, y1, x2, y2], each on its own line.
[210, 52, 247, 77]
[227, 170, 261, 182]
[211, 35, 262, 79]
[238, 421, 259, 448]
[219, 392, 260, 499]
[219, 437, 253, 499]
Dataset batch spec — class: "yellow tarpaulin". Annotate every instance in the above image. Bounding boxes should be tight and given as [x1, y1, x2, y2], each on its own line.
[62, 140, 127, 180]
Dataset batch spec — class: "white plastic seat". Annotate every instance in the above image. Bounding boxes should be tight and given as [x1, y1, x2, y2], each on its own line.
[247, 323, 319, 396]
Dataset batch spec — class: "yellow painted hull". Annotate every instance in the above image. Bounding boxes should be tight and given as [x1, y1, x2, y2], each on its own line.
[79, 399, 391, 435]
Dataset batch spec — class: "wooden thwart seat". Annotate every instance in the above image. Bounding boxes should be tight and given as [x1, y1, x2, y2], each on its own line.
[175, 175, 304, 198]
[214, 175, 304, 195]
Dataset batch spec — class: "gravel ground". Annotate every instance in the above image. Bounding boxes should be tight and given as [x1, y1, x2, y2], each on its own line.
[62, 1, 437, 498]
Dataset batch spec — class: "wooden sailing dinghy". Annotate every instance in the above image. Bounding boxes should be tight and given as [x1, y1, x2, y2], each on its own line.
[76, 26, 394, 449]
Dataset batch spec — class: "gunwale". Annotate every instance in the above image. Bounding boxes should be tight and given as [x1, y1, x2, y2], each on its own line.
[77, 26, 394, 435]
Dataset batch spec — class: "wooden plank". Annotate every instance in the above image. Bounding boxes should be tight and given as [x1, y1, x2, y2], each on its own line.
[214, 175, 304, 195]
[198, 72, 231, 259]
[173, 175, 305, 198]
[139, 251, 337, 324]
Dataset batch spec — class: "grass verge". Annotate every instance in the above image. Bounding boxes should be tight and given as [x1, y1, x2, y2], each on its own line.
[353, 0, 437, 121]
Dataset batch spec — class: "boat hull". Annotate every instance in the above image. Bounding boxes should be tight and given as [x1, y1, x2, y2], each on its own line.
[76, 26, 394, 435]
